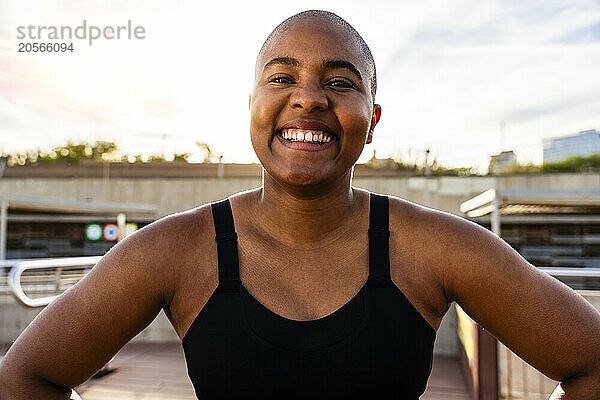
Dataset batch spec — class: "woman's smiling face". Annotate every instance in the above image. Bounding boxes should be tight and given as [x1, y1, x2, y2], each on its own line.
[250, 16, 380, 188]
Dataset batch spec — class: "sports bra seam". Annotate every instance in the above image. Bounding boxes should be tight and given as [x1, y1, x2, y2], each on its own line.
[240, 284, 369, 356]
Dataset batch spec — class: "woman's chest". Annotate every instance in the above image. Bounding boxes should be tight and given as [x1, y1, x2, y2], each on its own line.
[235, 237, 370, 321]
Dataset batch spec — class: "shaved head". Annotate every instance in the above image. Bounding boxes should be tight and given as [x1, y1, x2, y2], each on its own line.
[256, 10, 377, 102]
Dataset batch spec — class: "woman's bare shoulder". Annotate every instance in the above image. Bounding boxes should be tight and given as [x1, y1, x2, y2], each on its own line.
[388, 194, 483, 246]
[126, 204, 215, 267]
[140, 203, 214, 241]
[136, 203, 218, 300]
[387, 194, 497, 286]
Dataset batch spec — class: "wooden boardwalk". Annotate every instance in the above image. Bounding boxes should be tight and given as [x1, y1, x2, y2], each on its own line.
[73, 342, 471, 399]
[422, 355, 472, 400]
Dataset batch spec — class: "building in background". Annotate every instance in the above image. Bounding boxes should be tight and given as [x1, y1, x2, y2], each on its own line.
[488, 150, 516, 174]
[543, 129, 600, 163]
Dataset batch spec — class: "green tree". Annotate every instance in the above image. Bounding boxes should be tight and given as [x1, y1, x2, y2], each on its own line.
[496, 154, 599, 174]
[4, 141, 118, 166]
[4, 140, 216, 166]
[541, 154, 600, 173]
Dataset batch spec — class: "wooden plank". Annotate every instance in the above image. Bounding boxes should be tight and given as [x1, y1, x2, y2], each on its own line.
[424, 355, 473, 400]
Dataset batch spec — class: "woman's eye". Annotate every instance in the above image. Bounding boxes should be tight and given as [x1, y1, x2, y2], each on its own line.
[269, 76, 294, 84]
[327, 79, 355, 89]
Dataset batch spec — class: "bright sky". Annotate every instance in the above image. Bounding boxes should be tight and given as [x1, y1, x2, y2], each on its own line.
[1, 0, 599, 172]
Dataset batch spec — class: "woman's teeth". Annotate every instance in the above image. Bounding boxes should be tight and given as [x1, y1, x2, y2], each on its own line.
[280, 128, 332, 143]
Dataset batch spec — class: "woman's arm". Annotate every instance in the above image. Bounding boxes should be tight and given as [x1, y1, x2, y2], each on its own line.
[432, 211, 600, 399]
[0, 214, 184, 399]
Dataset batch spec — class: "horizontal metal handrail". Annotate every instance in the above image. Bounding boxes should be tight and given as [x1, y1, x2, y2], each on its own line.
[0, 259, 27, 268]
[8, 256, 102, 307]
[539, 267, 600, 278]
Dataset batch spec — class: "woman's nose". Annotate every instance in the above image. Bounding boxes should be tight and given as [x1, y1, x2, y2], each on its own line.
[289, 83, 328, 112]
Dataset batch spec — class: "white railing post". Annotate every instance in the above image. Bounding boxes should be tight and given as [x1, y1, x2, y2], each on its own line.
[491, 190, 501, 236]
[0, 200, 8, 260]
[117, 213, 127, 241]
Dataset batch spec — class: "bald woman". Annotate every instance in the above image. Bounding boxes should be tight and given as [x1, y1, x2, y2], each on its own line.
[1, 10, 599, 400]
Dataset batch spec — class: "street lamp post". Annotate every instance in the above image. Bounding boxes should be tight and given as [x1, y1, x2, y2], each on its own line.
[0, 156, 8, 178]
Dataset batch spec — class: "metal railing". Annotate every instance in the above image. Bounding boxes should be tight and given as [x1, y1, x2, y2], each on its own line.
[538, 267, 600, 278]
[500, 267, 600, 400]
[7, 256, 101, 307]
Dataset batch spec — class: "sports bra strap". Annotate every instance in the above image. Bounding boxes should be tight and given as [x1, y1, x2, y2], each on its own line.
[211, 199, 240, 284]
[368, 193, 391, 278]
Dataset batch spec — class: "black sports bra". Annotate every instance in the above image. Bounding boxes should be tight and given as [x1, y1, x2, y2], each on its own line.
[182, 193, 436, 399]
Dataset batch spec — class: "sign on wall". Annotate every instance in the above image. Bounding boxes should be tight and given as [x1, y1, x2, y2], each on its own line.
[103, 224, 119, 241]
[85, 223, 138, 241]
[85, 224, 102, 241]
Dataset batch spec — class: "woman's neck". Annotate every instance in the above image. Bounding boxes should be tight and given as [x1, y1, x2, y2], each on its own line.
[245, 169, 366, 248]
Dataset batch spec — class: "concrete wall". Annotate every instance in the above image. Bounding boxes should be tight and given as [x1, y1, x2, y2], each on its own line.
[1, 173, 597, 217]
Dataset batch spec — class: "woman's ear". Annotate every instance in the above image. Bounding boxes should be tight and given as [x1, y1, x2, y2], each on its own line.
[366, 104, 381, 144]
